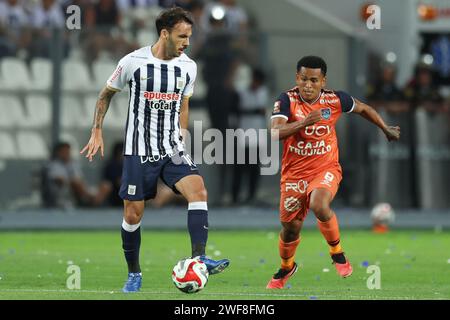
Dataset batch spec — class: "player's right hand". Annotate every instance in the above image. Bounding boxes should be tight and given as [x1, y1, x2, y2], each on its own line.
[301, 110, 322, 128]
[80, 128, 104, 162]
[384, 125, 401, 142]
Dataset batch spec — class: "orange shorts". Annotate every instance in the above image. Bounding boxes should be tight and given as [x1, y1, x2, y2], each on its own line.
[279, 167, 342, 222]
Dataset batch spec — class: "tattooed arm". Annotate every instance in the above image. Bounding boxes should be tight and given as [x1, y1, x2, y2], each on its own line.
[80, 86, 117, 161]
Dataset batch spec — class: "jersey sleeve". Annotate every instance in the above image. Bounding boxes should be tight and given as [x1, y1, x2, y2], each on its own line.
[335, 90, 356, 113]
[183, 62, 197, 98]
[106, 55, 131, 92]
[271, 92, 291, 120]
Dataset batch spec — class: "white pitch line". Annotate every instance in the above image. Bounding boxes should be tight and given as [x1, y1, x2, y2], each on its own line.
[0, 289, 424, 299]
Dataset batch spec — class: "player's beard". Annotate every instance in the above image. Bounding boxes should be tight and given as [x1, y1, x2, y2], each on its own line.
[167, 37, 180, 58]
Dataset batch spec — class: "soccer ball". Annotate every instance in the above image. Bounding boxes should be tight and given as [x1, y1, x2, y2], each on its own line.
[171, 258, 209, 293]
[371, 202, 395, 225]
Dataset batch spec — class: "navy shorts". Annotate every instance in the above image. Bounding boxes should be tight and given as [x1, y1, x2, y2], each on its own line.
[119, 152, 200, 201]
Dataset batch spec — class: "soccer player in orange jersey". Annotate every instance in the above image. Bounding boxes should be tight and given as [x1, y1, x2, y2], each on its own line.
[266, 56, 401, 289]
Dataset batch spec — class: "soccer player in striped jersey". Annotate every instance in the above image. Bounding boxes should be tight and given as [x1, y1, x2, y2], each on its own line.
[81, 7, 229, 293]
[266, 56, 400, 289]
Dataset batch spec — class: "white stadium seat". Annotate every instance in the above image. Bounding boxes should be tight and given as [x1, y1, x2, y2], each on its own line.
[0, 132, 16, 159]
[83, 95, 116, 129]
[62, 60, 93, 91]
[137, 30, 157, 47]
[30, 58, 52, 91]
[22, 94, 51, 128]
[0, 95, 26, 128]
[61, 95, 90, 128]
[0, 57, 31, 90]
[92, 61, 116, 90]
[112, 95, 130, 127]
[16, 131, 49, 160]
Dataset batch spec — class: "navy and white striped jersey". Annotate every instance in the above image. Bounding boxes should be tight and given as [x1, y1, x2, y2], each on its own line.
[107, 46, 197, 157]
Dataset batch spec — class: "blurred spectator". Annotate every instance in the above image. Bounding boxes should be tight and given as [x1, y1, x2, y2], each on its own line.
[29, 0, 68, 58]
[95, 141, 124, 207]
[159, 0, 192, 10]
[201, 0, 248, 35]
[217, 0, 248, 34]
[366, 63, 409, 113]
[367, 64, 404, 101]
[185, 0, 205, 59]
[0, 0, 31, 58]
[199, 13, 239, 202]
[84, 0, 138, 62]
[232, 68, 268, 204]
[403, 63, 445, 112]
[118, 0, 159, 11]
[41, 142, 96, 209]
[200, 14, 239, 133]
[31, 0, 65, 28]
[116, 0, 160, 31]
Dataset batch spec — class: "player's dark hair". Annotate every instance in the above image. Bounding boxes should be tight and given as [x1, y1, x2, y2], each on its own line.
[297, 56, 327, 76]
[156, 7, 194, 36]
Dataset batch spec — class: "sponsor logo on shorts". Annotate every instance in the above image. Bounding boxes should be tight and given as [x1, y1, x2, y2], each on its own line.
[319, 171, 335, 187]
[128, 185, 136, 195]
[285, 180, 308, 193]
[140, 152, 173, 163]
[284, 196, 301, 213]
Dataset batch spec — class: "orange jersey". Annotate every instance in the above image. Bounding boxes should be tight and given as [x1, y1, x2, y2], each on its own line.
[272, 87, 355, 182]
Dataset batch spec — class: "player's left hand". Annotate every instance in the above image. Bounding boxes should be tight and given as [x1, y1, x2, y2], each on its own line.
[383, 126, 400, 142]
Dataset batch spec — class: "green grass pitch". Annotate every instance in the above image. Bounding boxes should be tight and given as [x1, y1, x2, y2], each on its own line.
[0, 229, 449, 300]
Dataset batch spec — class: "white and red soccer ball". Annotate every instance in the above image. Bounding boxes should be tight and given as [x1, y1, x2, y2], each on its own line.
[371, 202, 395, 228]
[172, 258, 209, 293]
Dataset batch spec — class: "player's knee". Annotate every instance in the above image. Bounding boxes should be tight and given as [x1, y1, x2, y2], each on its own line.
[310, 200, 330, 220]
[124, 212, 141, 225]
[281, 221, 301, 241]
[282, 229, 299, 242]
[189, 188, 207, 202]
[124, 204, 144, 224]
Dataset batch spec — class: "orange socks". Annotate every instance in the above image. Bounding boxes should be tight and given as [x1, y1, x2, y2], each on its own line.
[317, 214, 343, 255]
[279, 235, 300, 270]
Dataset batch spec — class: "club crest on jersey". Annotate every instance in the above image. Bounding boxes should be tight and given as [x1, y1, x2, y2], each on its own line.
[321, 108, 331, 120]
[176, 78, 185, 89]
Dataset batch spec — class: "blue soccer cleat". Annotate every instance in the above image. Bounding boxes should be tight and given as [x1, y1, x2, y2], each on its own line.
[197, 255, 230, 275]
[122, 272, 142, 293]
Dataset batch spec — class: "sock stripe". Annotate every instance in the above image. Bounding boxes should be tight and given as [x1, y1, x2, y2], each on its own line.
[188, 201, 208, 211]
[122, 219, 141, 232]
[328, 239, 340, 246]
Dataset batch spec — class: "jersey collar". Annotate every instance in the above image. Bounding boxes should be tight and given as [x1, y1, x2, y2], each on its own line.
[298, 88, 323, 106]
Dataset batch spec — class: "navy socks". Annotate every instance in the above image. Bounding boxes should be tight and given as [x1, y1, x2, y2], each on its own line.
[188, 202, 208, 257]
[121, 220, 141, 273]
